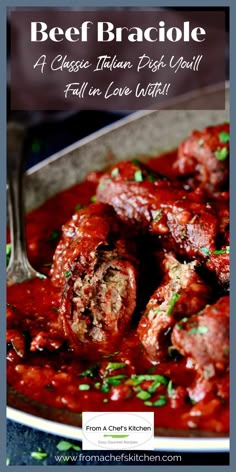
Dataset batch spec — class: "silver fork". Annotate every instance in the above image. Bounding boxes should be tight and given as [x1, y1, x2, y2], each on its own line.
[7, 121, 45, 284]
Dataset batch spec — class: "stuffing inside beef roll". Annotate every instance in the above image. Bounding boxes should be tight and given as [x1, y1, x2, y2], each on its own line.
[137, 253, 211, 364]
[50, 203, 138, 353]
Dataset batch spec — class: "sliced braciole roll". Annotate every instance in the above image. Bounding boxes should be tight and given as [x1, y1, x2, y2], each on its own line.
[137, 253, 211, 364]
[50, 202, 138, 354]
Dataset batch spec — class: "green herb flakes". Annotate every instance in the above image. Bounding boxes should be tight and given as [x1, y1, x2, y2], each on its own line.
[105, 362, 126, 372]
[31, 450, 48, 461]
[167, 380, 174, 397]
[64, 270, 72, 278]
[106, 374, 127, 386]
[213, 246, 230, 255]
[56, 440, 81, 452]
[214, 147, 228, 161]
[111, 167, 119, 178]
[132, 158, 141, 167]
[48, 230, 60, 241]
[80, 364, 98, 378]
[167, 292, 180, 315]
[200, 247, 211, 256]
[78, 384, 90, 391]
[131, 374, 168, 387]
[198, 139, 204, 147]
[219, 131, 230, 143]
[75, 203, 83, 211]
[136, 390, 152, 401]
[146, 307, 161, 317]
[188, 326, 209, 335]
[101, 383, 110, 393]
[152, 210, 163, 223]
[134, 169, 143, 182]
[147, 378, 162, 393]
[90, 195, 97, 203]
[153, 396, 167, 407]
[144, 395, 167, 407]
[6, 243, 11, 265]
[147, 174, 156, 182]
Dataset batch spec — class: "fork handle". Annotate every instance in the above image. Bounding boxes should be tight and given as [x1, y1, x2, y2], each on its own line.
[7, 123, 37, 283]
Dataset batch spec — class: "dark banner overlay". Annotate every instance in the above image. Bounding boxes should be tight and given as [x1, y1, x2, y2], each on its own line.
[11, 9, 226, 110]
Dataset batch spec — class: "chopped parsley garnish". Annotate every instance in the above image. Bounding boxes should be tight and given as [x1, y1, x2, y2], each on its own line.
[106, 375, 127, 386]
[48, 230, 60, 241]
[31, 450, 48, 461]
[136, 390, 152, 400]
[98, 183, 105, 191]
[64, 270, 72, 278]
[167, 380, 174, 397]
[147, 174, 157, 182]
[153, 396, 167, 407]
[90, 195, 97, 203]
[131, 374, 168, 386]
[75, 203, 83, 211]
[214, 147, 229, 161]
[52, 307, 59, 312]
[132, 158, 142, 166]
[134, 169, 143, 182]
[198, 139, 204, 147]
[6, 243, 11, 266]
[144, 395, 167, 407]
[146, 307, 161, 317]
[176, 317, 189, 330]
[105, 362, 126, 372]
[80, 364, 98, 378]
[167, 292, 180, 315]
[56, 440, 81, 452]
[213, 246, 230, 255]
[200, 247, 211, 256]
[101, 383, 110, 393]
[111, 167, 119, 178]
[219, 131, 230, 143]
[152, 210, 163, 223]
[78, 384, 90, 391]
[188, 326, 208, 335]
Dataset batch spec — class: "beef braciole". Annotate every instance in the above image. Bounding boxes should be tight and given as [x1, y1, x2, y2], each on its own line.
[50, 202, 138, 354]
[7, 122, 230, 434]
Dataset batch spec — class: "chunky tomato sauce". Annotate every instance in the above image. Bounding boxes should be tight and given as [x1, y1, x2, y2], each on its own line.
[7, 151, 229, 434]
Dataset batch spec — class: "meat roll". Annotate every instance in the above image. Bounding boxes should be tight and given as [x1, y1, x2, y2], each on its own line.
[137, 253, 210, 363]
[96, 160, 219, 259]
[171, 296, 229, 376]
[50, 203, 138, 353]
[174, 123, 229, 194]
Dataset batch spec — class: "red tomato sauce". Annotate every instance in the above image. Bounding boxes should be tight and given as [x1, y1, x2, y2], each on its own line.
[7, 152, 229, 434]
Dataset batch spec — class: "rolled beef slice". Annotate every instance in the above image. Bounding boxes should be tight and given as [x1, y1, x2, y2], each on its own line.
[171, 296, 229, 376]
[50, 202, 138, 353]
[174, 123, 229, 194]
[96, 160, 220, 259]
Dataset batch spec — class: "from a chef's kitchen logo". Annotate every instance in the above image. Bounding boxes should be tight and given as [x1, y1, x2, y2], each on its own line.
[82, 412, 154, 450]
